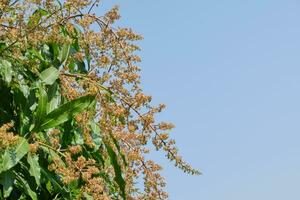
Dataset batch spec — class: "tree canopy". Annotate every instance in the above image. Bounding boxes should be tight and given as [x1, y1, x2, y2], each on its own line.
[0, 0, 199, 199]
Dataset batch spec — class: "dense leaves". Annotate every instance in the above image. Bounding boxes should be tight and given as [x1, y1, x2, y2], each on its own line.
[34, 94, 95, 131]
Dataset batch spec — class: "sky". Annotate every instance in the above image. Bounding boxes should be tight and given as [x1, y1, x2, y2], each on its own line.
[97, 1, 300, 199]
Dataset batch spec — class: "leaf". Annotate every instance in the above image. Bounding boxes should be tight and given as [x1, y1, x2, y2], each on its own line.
[83, 192, 94, 200]
[0, 42, 6, 51]
[58, 44, 70, 66]
[47, 82, 61, 113]
[85, 47, 91, 70]
[109, 133, 127, 167]
[40, 146, 63, 165]
[48, 43, 60, 67]
[104, 142, 126, 199]
[0, 137, 29, 173]
[39, 67, 59, 85]
[89, 149, 105, 167]
[11, 86, 31, 135]
[29, 49, 45, 61]
[18, 194, 27, 200]
[19, 83, 30, 98]
[0, 59, 12, 84]
[90, 121, 102, 150]
[46, 180, 52, 194]
[58, 121, 74, 148]
[41, 162, 70, 199]
[15, 173, 37, 200]
[34, 84, 48, 128]
[0, 81, 13, 123]
[36, 95, 95, 131]
[41, 168, 67, 195]
[27, 153, 41, 186]
[0, 171, 14, 198]
[28, 8, 48, 28]
[76, 60, 87, 73]
[15, 74, 30, 98]
[71, 128, 84, 145]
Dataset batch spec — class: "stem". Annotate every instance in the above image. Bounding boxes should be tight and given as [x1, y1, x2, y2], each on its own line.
[38, 141, 66, 158]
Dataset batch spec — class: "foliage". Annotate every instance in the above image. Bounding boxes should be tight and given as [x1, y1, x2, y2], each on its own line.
[0, 0, 199, 199]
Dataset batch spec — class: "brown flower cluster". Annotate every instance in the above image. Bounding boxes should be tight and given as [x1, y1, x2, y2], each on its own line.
[0, 122, 19, 150]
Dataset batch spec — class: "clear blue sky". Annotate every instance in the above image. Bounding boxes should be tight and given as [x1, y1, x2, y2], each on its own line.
[98, 1, 300, 199]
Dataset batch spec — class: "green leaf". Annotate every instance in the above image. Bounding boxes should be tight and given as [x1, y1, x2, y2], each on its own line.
[37, 95, 95, 131]
[0, 42, 6, 51]
[0, 137, 29, 173]
[29, 49, 45, 61]
[58, 44, 70, 65]
[15, 173, 37, 200]
[109, 133, 127, 167]
[47, 82, 61, 113]
[85, 48, 91, 70]
[0, 171, 14, 198]
[28, 8, 48, 28]
[83, 192, 94, 200]
[40, 145, 63, 163]
[72, 128, 84, 145]
[34, 85, 47, 129]
[85, 146, 104, 167]
[46, 180, 52, 193]
[11, 86, 31, 135]
[39, 67, 59, 85]
[39, 148, 70, 197]
[27, 153, 41, 186]
[76, 60, 87, 73]
[41, 169, 71, 198]
[0, 59, 12, 84]
[0, 81, 13, 124]
[18, 194, 27, 200]
[48, 43, 60, 66]
[15, 74, 30, 98]
[104, 142, 126, 199]
[90, 121, 102, 150]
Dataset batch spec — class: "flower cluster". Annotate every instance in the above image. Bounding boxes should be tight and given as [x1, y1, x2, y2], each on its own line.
[0, 122, 19, 150]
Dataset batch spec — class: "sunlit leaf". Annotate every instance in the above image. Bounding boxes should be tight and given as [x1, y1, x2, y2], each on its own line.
[0, 137, 29, 173]
[40, 66, 59, 85]
[36, 95, 95, 130]
[29, 49, 45, 61]
[0, 59, 12, 84]
[27, 153, 41, 186]
[47, 82, 61, 113]
[90, 121, 102, 150]
[83, 192, 94, 200]
[59, 44, 70, 66]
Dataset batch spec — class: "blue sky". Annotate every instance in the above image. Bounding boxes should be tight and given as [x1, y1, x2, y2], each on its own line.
[98, 1, 300, 199]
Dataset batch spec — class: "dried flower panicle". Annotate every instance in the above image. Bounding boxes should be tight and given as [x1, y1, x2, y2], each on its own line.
[0, 122, 19, 150]
[29, 142, 39, 154]
[69, 145, 82, 154]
